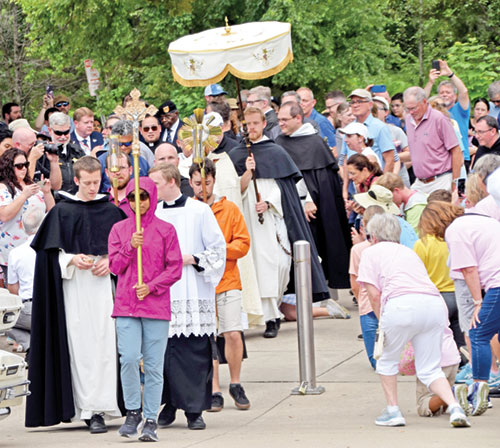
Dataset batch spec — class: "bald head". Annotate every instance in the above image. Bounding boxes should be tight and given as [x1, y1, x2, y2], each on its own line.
[154, 143, 179, 167]
[12, 128, 37, 154]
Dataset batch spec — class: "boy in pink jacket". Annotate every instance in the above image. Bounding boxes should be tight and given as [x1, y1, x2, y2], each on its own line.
[108, 177, 182, 442]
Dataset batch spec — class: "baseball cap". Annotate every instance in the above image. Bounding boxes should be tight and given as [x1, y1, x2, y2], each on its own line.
[53, 94, 70, 105]
[338, 122, 369, 140]
[203, 112, 224, 128]
[227, 98, 239, 110]
[353, 185, 400, 215]
[158, 100, 178, 115]
[373, 96, 389, 110]
[204, 84, 227, 97]
[348, 89, 372, 100]
[8, 118, 37, 134]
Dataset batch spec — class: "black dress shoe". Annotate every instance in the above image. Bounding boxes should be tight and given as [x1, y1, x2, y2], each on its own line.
[89, 413, 107, 434]
[158, 405, 176, 427]
[275, 318, 281, 330]
[186, 413, 206, 430]
[263, 320, 278, 338]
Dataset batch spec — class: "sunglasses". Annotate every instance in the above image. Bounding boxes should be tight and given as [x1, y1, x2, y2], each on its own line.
[14, 162, 30, 170]
[55, 101, 69, 107]
[142, 126, 159, 132]
[53, 129, 70, 136]
[119, 141, 133, 147]
[127, 192, 149, 202]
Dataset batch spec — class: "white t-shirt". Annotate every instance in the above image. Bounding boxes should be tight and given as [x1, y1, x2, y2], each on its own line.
[7, 235, 36, 300]
[361, 147, 382, 167]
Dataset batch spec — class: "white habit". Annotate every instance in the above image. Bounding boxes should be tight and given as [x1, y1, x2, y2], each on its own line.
[208, 150, 264, 326]
[242, 177, 291, 322]
[59, 251, 121, 421]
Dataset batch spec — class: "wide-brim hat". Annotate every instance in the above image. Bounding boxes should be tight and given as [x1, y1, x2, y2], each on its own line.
[354, 185, 400, 215]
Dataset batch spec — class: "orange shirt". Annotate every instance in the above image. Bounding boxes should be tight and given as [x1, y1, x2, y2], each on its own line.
[211, 197, 250, 294]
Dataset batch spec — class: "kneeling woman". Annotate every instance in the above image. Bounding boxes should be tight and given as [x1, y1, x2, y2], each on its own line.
[357, 213, 470, 428]
[108, 178, 183, 442]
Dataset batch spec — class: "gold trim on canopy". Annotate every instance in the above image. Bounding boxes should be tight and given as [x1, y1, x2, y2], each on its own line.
[168, 21, 293, 87]
[171, 49, 293, 87]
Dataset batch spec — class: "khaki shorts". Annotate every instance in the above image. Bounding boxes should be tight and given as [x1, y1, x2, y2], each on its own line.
[216, 289, 243, 334]
[416, 364, 459, 417]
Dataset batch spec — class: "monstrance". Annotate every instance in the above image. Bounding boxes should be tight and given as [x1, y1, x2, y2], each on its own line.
[178, 108, 222, 202]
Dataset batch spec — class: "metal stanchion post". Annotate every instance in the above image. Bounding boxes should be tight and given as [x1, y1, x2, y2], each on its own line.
[291, 241, 325, 395]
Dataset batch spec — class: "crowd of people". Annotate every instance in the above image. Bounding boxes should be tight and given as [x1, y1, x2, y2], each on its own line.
[1, 60, 500, 439]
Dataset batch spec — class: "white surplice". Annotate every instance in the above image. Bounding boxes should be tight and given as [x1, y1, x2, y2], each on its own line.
[59, 251, 121, 421]
[155, 197, 226, 337]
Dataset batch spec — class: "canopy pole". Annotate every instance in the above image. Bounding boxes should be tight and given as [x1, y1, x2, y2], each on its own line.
[235, 77, 264, 224]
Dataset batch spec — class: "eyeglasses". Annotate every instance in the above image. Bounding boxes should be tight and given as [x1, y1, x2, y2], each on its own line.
[53, 129, 70, 136]
[14, 162, 30, 170]
[127, 191, 149, 202]
[119, 141, 133, 147]
[247, 99, 264, 105]
[490, 99, 500, 105]
[142, 126, 159, 132]
[350, 100, 370, 105]
[475, 128, 494, 135]
[278, 117, 294, 123]
[55, 101, 69, 107]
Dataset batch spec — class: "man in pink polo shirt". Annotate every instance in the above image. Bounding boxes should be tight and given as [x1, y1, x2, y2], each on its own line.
[403, 86, 462, 194]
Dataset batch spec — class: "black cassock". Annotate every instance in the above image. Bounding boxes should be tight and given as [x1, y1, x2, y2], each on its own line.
[25, 193, 126, 427]
[276, 133, 351, 289]
[229, 139, 330, 302]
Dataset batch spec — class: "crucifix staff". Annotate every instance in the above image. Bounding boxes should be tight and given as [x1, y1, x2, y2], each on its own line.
[108, 134, 120, 206]
[114, 88, 158, 298]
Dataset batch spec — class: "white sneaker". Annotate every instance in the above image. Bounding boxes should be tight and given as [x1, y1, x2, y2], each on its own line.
[375, 408, 406, 427]
[326, 300, 351, 319]
[449, 405, 471, 428]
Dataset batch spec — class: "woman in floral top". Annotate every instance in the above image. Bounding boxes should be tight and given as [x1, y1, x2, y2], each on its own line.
[0, 149, 55, 279]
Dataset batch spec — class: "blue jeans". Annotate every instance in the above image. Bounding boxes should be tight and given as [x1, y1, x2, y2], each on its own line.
[470, 287, 500, 381]
[116, 317, 170, 419]
[360, 311, 378, 369]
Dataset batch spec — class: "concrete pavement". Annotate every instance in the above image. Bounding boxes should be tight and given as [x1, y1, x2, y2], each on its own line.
[1, 290, 499, 447]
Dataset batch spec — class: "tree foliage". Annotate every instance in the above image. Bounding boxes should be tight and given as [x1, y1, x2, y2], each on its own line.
[7, 0, 500, 120]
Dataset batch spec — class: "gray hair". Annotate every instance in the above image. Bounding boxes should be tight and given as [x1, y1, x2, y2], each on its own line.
[297, 87, 314, 100]
[111, 120, 133, 136]
[403, 86, 427, 103]
[249, 86, 271, 104]
[22, 207, 45, 235]
[366, 213, 401, 243]
[282, 91, 301, 103]
[473, 154, 500, 182]
[477, 115, 499, 131]
[488, 81, 500, 100]
[49, 112, 70, 127]
[438, 80, 458, 95]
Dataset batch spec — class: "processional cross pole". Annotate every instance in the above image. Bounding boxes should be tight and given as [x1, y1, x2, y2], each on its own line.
[114, 88, 158, 297]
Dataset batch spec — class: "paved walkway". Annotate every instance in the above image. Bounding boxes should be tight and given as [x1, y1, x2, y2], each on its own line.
[1, 290, 499, 447]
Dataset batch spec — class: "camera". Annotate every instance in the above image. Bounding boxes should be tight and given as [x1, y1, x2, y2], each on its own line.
[36, 140, 60, 155]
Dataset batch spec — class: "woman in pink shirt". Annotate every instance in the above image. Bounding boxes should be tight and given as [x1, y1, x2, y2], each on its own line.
[357, 213, 469, 428]
[444, 201, 500, 417]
